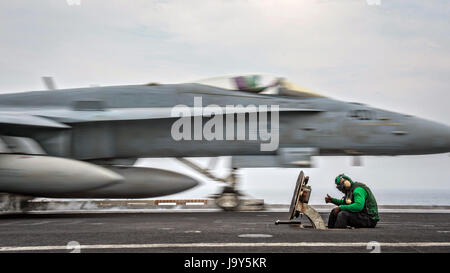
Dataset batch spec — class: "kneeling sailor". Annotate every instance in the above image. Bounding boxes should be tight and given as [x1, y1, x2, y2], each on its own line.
[325, 174, 379, 228]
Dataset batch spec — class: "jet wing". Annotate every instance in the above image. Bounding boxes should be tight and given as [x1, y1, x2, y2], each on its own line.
[6, 107, 323, 124]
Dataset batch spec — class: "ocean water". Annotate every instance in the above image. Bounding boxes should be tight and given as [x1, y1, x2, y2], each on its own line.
[248, 188, 450, 205]
[162, 184, 450, 206]
[355, 188, 450, 206]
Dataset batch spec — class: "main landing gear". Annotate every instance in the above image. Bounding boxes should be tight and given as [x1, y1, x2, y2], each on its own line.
[175, 158, 244, 211]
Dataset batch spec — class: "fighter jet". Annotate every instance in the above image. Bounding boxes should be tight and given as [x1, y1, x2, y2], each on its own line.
[0, 74, 449, 210]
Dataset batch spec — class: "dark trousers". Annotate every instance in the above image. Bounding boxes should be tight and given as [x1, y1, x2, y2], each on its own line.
[328, 210, 377, 228]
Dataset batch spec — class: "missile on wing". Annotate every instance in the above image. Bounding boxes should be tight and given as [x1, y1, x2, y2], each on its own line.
[67, 166, 200, 198]
[0, 154, 123, 196]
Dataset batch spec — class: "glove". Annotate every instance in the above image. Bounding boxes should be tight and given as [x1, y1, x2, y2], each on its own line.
[325, 194, 332, 203]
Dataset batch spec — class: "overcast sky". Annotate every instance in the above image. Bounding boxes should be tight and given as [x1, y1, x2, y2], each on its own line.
[0, 0, 449, 203]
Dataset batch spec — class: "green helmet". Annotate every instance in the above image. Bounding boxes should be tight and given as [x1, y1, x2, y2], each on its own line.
[335, 174, 354, 185]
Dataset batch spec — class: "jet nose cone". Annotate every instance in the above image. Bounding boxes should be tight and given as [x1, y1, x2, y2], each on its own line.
[444, 125, 450, 153]
[413, 119, 450, 154]
[433, 123, 450, 153]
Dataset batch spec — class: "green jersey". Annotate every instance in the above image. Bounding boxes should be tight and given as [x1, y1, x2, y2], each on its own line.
[331, 182, 379, 222]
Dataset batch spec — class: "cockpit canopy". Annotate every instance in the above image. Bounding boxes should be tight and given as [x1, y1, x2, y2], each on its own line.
[193, 74, 324, 98]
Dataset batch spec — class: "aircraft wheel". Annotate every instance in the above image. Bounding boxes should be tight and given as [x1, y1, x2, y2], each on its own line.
[215, 193, 241, 211]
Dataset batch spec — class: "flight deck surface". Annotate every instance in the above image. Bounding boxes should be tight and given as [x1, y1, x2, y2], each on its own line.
[0, 211, 449, 253]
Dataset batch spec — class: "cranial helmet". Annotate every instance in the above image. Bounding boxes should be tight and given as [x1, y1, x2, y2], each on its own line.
[335, 174, 353, 191]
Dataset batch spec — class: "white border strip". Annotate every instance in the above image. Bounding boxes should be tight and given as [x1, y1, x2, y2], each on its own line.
[1, 242, 450, 252]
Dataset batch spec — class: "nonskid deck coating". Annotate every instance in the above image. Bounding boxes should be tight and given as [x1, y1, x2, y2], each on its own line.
[0, 212, 449, 253]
